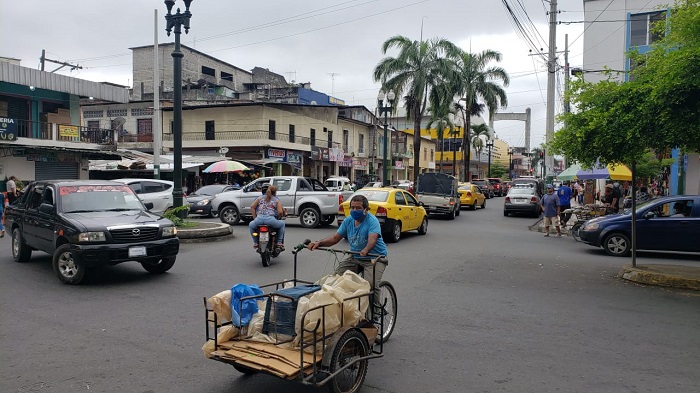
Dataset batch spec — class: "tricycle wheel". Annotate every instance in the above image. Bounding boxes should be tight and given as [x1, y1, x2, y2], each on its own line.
[376, 281, 397, 343]
[327, 329, 368, 393]
[233, 364, 258, 375]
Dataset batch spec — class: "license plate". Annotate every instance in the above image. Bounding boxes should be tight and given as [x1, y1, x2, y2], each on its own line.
[259, 232, 269, 242]
[128, 246, 147, 257]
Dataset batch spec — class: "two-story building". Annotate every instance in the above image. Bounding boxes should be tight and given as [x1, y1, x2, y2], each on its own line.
[0, 60, 127, 188]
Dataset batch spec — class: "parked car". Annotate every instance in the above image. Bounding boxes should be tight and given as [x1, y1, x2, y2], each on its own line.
[579, 195, 700, 257]
[503, 184, 542, 217]
[487, 178, 505, 196]
[4, 180, 179, 285]
[511, 178, 545, 199]
[211, 176, 343, 228]
[187, 184, 240, 217]
[113, 178, 178, 215]
[324, 176, 354, 192]
[363, 181, 384, 188]
[471, 179, 495, 199]
[458, 183, 486, 210]
[415, 172, 461, 219]
[337, 188, 428, 243]
[393, 180, 415, 194]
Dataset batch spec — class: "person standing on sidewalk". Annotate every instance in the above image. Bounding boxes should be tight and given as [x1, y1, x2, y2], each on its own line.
[0, 191, 6, 238]
[540, 184, 561, 237]
[6, 176, 18, 205]
[558, 181, 573, 225]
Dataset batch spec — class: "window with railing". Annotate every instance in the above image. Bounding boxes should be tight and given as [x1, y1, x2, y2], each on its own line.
[343, 129, 349, 153]
[205, 120, 215, 140]
[87, 120, 100, 130]
[359, 134, 365, 153]
[289, 124, 295, 143]
[310, 128, 316, 146]
[269, 120, 276, 140]
[327, 129, 333, 148]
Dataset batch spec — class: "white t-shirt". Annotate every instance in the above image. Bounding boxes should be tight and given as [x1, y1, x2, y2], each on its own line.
[6, 179, 16, 193]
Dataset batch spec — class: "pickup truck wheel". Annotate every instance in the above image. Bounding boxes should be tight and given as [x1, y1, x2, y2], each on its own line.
[12, 228, 32, 263]
[455, 206, 461, 216]
[219, 205, 241, 225]
[141, 256, 176, 274]
[447, 209, 456, 220]
[299, 207, 321, 228]
[53, 244, 85, 285]
[388, 221, 401, 243]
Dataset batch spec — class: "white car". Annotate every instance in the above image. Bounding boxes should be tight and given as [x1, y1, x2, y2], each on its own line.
[113, 179, 178, 215]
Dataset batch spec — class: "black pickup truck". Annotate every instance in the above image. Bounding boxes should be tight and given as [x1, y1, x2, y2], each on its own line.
[5, 180, 180, 285]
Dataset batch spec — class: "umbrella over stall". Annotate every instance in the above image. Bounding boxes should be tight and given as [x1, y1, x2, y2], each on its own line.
[202, 160, 250, 173]
[557, 163, 632, 181]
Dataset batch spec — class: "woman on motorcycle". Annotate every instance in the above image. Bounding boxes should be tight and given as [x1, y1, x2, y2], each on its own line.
[249, 184, 286, 250]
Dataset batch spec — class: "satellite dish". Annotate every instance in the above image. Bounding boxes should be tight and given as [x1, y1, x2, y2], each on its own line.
[111, 117, 126, 128]
[219, 147, 229, 154]
[310, 100, 318, 105]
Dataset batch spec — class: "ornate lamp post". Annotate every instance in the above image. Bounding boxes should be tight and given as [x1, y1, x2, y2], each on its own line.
[486, 139, 494, 178]
[377, 90, 395, 186]
[507, 147, 513, 179]
[164, 0, 193, 211]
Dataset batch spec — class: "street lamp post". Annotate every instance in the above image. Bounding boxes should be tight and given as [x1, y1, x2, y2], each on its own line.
[486, 139, 494, 178]
[507, 147, 513, 179]
[453, 126, 459, 177]
[377, 90, 395, 187]
[164, 0, 193, 213]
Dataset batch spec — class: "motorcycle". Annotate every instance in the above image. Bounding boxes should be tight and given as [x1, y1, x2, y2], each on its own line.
[253, 216, 285, 267]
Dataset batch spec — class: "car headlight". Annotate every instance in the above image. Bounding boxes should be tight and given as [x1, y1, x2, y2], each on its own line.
[78, 232, 106, 242]
[162, 226, 177, 237]
[583, 223, 599, 231]
[196, 199, 210, 206]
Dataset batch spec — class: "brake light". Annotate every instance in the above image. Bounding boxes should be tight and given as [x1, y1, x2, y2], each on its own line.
[505, 197, 510, 203]
[259, 226, 269, 232]
[530, 197, 539, 204]
[376, 206, 388, 217]
[339, 195, 343, 204]
[466, 191, 472, 197]
[338, 204, 345, 215]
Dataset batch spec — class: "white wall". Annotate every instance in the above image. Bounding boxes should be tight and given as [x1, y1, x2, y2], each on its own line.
[0, 156, 35, 182]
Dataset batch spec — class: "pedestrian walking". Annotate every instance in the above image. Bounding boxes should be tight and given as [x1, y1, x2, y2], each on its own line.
[540, 184, 561, 237]
[6, 176, 18, 205]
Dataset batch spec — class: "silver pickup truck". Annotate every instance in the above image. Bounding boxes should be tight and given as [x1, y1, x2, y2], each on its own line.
[210, 176, 343, 228]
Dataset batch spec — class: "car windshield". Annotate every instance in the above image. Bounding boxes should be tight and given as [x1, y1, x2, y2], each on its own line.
[192, 185, 226, 196]
[352, 190, 389, 202]
[60, 185, 143, 213]
[508, 187, 536, 195]
[458, 186, 471, 191]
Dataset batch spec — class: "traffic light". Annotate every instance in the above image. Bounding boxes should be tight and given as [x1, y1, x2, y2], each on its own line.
[539, 151, 544, 159]
[529, 168, 534, 174]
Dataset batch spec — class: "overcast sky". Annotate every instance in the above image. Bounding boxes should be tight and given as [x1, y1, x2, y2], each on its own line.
[1, 0, 591, 148]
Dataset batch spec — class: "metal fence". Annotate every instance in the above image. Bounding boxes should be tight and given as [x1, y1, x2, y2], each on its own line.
[163, 130, 340, 149]
[13, 119, 116, 146]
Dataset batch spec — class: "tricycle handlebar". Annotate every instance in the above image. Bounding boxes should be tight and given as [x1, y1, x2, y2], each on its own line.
[291, 239, 385, 258]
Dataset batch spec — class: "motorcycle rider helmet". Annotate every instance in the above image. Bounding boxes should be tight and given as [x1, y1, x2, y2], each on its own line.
[260, 182, 271, 195]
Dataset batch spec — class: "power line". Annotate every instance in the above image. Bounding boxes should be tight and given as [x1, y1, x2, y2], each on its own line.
[569, 0, 615, 47]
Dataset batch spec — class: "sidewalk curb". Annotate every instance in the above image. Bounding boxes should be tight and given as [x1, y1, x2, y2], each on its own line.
[178, 222, 234, 243]
[617, 264, 700, 291]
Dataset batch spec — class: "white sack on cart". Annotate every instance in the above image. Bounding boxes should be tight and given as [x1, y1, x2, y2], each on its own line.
[318, 270, 370, 326]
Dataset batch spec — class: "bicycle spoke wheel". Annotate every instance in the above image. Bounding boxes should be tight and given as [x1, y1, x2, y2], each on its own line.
[375, 281, 397, 343]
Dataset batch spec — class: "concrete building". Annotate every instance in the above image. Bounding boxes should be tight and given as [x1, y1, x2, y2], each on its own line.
[0, 60, 127, 188]
[583, 0, 699, 194]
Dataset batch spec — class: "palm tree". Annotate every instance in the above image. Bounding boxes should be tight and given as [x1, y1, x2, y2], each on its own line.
[373, 36, 458, 184]
[470, 123, 491, 178]
[449, 49, 509, 182]
[531, 146, 544, 177]
[426, 89, 456, 173]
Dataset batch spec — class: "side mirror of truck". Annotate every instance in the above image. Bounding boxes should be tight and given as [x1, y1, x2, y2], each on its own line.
[144, 202, 154, 210]
[38, 203, 55, 215]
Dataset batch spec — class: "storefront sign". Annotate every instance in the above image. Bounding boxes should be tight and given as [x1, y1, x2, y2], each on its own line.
[339, 159, 353, 167]
[352, 158, 368, 170]
[311, 146, 330, 161]
[287, 152, 302, 169]
[59, 125, 80, 138]
[329, 148, 344, 162]
[27, 153, 58, 162]
[266, 148, 286, 160]
[394, 160, 405, 170]
[0, 118, 18, 141]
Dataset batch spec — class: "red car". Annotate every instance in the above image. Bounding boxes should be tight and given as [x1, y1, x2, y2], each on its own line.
[487, 178, 505, 197]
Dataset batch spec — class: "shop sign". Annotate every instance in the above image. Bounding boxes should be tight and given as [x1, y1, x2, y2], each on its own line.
[287, 152, 302, 169]
[27, 153, 58, 162]
[394, 160, 404, 170]
[311, 146, 330, 161]
[329, 148, 344, 162]
[339, 159, 353, 167]
[13, 148, 27, 157]
[352, 158, 368, 170]
[59, 125, 80, 138]
[265, 148, 286, 161]
[0, 118, 18, 141]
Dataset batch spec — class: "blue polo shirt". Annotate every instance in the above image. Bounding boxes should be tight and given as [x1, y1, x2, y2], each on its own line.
[558, 185, 572, 206]
[337, 213, 388, 259]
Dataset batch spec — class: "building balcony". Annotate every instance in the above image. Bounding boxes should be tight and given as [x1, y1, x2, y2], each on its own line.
[8, 119, 117, 151]
[162, 130, 341, 151]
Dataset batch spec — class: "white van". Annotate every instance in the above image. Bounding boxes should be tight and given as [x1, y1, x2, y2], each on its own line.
[324, 176, 353, 192]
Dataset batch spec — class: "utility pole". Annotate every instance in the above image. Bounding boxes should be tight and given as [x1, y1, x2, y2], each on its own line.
[39, 49, 82, 73]
[563, 33, 570, 170]
[544, 0, 558, 179]
[153, 9, 162, 180]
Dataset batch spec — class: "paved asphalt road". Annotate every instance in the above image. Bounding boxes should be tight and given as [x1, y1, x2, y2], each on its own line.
[1, 198, 699, 393]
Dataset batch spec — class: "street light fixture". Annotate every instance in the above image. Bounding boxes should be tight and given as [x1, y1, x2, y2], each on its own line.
[507, 147, 513, 179]
[164, 0, 193, 213]
[377, 89, 395, 187]
[486, 139, 494, 178]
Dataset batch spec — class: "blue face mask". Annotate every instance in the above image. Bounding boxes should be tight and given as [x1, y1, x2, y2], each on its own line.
[350, 210, 365, 221]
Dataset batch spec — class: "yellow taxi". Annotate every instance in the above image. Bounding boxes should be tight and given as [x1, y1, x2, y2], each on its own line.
[458, 182, 487, 210]
[337, 187, 428, 243]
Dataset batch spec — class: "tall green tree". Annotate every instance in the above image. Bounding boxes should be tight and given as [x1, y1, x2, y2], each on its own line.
[373, 36, 458, 184]
[426, 87, 456, 173]
[450, 49, 509, 182]
[470, 123, 490, 178]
